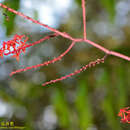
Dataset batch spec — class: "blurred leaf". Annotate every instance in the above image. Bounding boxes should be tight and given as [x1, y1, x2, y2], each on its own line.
[115, 63, 127, 108]
[33, 9, 39, 20]
[113, 47, 130, 57]
[96, 69, 109, 88]
[101, 70, 121, 130]
[52, 88, 70, 128]
[75, 79, 93, 130]
[100, 0, 116, 22]
[102, 98, 121, 130]
[75, 0, 82, 6]
[3, 0, 20, 35]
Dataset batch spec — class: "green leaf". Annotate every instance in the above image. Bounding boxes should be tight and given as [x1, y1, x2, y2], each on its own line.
[75, 0, 82, 6]
[3, 0, 20, 35]
[100, 0, 116, 22]
[52, 88, 70, 128]
[75, 79, 93, 129]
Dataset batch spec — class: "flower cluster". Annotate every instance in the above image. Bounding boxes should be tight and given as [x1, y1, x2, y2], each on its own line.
[118, 107, 130, 123]
[0, 34, 28, 61]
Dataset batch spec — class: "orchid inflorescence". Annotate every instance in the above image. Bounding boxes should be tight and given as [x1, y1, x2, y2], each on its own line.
[0, 34, 28, 61]
[0, 0, 130, 87]
[118, 107, 130, 124]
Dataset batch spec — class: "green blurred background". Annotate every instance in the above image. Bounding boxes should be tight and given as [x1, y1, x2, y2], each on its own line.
[0, 0, 130, 130]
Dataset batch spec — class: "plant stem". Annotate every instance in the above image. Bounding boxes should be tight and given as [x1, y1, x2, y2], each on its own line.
[82, 0, 87, 40]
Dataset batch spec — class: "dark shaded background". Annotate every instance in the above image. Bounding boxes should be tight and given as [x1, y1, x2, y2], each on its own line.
[0, 0, 130, 130]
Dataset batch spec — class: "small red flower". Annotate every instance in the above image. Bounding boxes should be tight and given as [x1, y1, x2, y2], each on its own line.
[118, 107, 130, 124]
[0, 34, 28, 61]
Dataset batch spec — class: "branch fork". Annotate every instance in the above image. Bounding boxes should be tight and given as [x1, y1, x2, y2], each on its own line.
[0, 0, 129, 86]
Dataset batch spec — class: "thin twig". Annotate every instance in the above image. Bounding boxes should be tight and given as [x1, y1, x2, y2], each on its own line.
[0, 3, 74, 41]
[10, 41, 75, 76]
[82, 0, 87, 40]
[42, 55, 106, 86]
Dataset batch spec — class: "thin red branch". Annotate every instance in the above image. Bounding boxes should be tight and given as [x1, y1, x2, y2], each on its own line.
[82, 0, 87, 40]
[21, 33, 59, 49]
[84, 39, 130, 61]
[84, 39, 110, 53]
[10, 41, 75, 76]
[109, 51, 130, 61]
[42, 55, 107, 86]
[0, 3, 74, 41]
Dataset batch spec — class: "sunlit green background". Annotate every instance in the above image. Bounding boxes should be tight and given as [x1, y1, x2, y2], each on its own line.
[0, 0, 130, 130]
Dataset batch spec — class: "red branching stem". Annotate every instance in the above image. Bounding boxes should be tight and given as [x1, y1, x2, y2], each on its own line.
[0, 3, 73, 41]
[0, 3, 130, 61]
[84, 39, 130, 61]
[42, 55, 107, 86]
[84, 39, 110, 53]
[10, 41, 75, 76]
[82, 0, 87, 40]
[21, 33, 59, 49]
[109, 51, 130, 61]
[0, 2, 130, 86]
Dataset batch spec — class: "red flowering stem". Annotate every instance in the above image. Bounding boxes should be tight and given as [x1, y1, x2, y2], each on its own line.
[0, 3, 130, 61]
[0, 1, 130, 87]
[10, 41, 75, 76]
[82, 0, 87, 40]
[0, 3, 73, 41]
[4, 33, 58, 55]
[42, 55, 107, 86]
